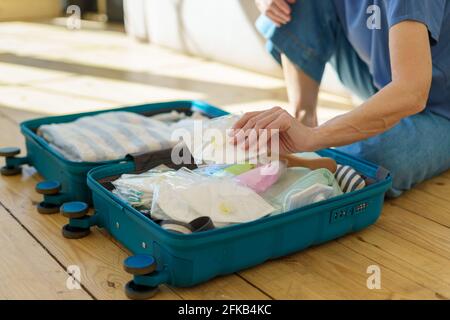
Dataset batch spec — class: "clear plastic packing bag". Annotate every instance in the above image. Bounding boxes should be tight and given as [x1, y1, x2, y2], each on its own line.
[181, 114, 267, 165]
[284, 184, 336, 211]
[262, 168, 343, 215]
[193, 163, 256, 178]
[112, 165, 175, 208]
[193, 164, 231, 177]
[150, 167, 275, 226]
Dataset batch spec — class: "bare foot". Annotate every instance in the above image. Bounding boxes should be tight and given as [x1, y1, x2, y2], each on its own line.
[296, 109, 318, 127]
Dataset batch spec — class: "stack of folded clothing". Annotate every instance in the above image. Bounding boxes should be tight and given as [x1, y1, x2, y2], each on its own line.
[38, 111, 208, 162]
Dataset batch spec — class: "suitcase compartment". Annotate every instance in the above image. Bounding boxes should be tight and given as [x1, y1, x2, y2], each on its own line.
[84, 148, 392, 297]
[1, 101, 227, 214]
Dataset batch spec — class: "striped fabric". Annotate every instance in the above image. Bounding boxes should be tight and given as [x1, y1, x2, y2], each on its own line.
[334, 165, 366, 193]
[38, 111, 207, 162]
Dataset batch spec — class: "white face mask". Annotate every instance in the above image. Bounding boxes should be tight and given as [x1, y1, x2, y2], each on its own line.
[151, 169, 275, 225]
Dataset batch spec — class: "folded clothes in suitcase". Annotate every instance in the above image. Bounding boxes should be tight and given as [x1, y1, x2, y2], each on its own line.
[0, 101, 227, 214]
[64, 147, 391, 299]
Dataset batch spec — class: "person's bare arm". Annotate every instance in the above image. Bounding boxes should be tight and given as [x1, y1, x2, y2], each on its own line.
[311, 21, 432, 149]
[232, 21, 433, 153]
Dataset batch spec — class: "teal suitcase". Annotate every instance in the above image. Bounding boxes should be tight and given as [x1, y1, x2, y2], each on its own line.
[63, 147, 392, 299]
[0, 101, 227, 214]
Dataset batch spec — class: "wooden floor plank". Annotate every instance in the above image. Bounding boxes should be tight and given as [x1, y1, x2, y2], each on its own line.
[390, 189, 450, 227]
[377, 202, 450, 259]
[442, 170, 450, 180]
[0, 113, 269, 300]
[415, 176, 450, 204]
[0, 104, 46, 124]
[338, 227, 450, 299]
[239, 236, 441, 299]
[0, 205, 91, 300]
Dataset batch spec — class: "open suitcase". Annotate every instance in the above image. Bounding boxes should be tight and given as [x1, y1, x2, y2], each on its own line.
[2, 99, 392, 299]
[60, 146, 391, 299]
[0, 101, 227, 214]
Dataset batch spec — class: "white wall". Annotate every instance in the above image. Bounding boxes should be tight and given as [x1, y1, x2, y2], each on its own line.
[124, 0, 348, 95]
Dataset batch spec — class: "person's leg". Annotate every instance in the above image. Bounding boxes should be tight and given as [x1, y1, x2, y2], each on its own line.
[281, 54, 319, 127]
[256, 0, 378, 125]
[337, 111, 450, 197]
[256, 0, 339, 126]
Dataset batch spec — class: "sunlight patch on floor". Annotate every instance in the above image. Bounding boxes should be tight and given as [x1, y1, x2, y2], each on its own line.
[0, 21, 352, 119]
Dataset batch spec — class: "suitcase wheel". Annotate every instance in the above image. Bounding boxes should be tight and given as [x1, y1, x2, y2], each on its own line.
[60, 201, 89, 219]
[62, 224, 91, 239]
[124, 280, 158, 300]
[0, 147, 20, 157]
[0, 147, 23, 177]
[1, 166, 22, 176]
[123, 255, 157, 276]
[35, 180, 61, 195]
[37, 202, 60, 214]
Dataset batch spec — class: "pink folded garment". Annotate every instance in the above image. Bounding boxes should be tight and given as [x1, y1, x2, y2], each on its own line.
[234, 161, 286, 194]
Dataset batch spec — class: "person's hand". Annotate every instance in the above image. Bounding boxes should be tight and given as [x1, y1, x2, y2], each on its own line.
[230, 107, 316, 155]
[255, 0, 296, 27]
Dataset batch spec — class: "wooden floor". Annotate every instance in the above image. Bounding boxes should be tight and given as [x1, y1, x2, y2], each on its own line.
[0, 21, 449, 300]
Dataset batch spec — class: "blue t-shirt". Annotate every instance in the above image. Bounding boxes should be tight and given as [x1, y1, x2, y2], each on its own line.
[333, 0, 450, 119]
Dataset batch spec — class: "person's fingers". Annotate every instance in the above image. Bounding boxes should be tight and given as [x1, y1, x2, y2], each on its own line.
[274, 0, 291, 15]
[242, 112, 291, 150]
[286, 0, 296, 4]
[253, 109, 284, 131]
[244, 123, 274, 151]
[265, 11, 282, 26]
[232, 116, 273, 145]
[231, 107, 280, 133]
[267, 7, 290, 24]
[232, 107, 284, 144]
[266, 111, 293, 131]
[230, 111, 265, 145]
[240, 107, 283, 133]
[239, 111, 282, 149]
[242, 108, 285, 147]
[232, 111, 261, 131]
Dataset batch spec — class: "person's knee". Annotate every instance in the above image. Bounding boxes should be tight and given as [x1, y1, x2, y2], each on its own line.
[337, 113, 450, 198]
[256, 0, 339, 84]
[337, 138, 416, 197]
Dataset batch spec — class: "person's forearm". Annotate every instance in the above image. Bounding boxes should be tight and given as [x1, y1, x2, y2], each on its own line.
[310, 81, 427, 150]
